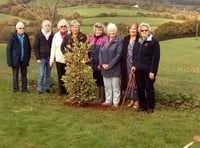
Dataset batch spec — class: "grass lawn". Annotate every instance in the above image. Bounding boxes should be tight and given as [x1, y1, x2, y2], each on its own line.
[0, 37, 200, 148]
[0, 13, 28, 22]
[58, 5, 151, 17]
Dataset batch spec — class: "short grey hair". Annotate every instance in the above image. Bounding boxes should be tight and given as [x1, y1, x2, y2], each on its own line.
[16, 22, 25, 29]
[70, 20, 80, 27]
[138, 22, 151, 32]
[41, 20, 52, 27]
[57, 19, 69, 29]
[107, 23, 118, 33]
[93, 23, 105, 33]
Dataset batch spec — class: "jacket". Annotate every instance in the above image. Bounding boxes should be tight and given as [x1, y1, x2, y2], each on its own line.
[99, 36, 122, 77]
[34, 30, 54, 60]
[50, 31, 66, 64]
[89, 33, 107, 71]
[132, 34, 160, 75]
[6, 31, 31, 67]
[61, 32, 87, 53]
[121, 35, 139, 91]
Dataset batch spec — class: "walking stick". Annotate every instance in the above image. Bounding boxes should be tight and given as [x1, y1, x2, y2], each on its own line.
[120, 73, 134, 111]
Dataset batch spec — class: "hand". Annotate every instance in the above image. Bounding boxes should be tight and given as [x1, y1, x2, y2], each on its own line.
[97, 65, 101, 70]
[49, 61, 54, 67]
[102, 64, 109, 70]
[149, 72, 155, 80]
[36, 59, 41, 64]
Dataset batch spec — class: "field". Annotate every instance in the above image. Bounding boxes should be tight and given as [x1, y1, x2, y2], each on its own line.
[0, 37, 200, 148]
[0, 4, 183, 34]
[0, 1, 200, 147]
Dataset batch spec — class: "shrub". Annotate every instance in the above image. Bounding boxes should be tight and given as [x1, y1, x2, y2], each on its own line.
[62, 39, 97, 105]
[155, 90, 198, 108]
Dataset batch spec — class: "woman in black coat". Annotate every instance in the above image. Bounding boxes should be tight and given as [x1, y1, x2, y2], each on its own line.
[7, 22, 31, 92]
[131, 22, 160, 114]
[121, 22, 139, 109]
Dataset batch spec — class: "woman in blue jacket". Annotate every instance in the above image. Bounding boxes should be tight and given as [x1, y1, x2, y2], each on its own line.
[7, 22, 31, 92]
[99, 23, 122, 107]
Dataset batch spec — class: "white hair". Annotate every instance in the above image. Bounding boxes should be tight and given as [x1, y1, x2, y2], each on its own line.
[16, 22, 25, 29]
[57, 19, 69, 29]
[138, 22, 151, 32]
[41, 20, 52, 27]
[107, 23, 118, 33]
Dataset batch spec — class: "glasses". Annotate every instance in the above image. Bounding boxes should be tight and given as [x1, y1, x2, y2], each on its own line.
[60, 25, 67, 28]
[18, 27, 25, 30]
[140, 29, 148, 32]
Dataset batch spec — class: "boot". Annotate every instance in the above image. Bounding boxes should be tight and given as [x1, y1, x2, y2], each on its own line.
[100, 86, 105, 103]
[94, 86, 102, 103]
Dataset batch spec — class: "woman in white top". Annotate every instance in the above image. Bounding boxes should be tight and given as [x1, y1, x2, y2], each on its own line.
[50, 19, 69, 95]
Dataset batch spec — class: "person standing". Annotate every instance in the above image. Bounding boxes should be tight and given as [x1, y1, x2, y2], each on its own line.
[131, 22, 160, 114]
[61, 20, 87, 53]
[49, 19, 69, 95]
[34, 20, 54, 94]
[99, 23, 122, 107]
[6, 21, 31, 92]
[89, 23, 107, 103]
[121, 22, 139, 109]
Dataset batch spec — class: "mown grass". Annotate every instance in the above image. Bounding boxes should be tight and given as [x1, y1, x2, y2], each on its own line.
[1, 38, 200, 148]
[157, 37, 200, 98]
[58, 5, 151, 17]
[0, 13, 28, 21]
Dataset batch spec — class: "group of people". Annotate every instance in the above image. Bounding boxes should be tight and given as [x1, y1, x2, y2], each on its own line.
[6, 19, 160, 114]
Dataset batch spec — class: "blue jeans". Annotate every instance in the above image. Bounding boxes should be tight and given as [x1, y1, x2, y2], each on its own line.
[103, 77, 121, 105]
[37, 58, 51, 92]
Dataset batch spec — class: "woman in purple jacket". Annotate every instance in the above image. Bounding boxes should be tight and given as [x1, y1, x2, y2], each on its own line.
[89, 23, 107, 103]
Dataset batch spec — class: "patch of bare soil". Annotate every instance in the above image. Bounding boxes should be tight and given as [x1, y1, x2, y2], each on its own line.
[63, 100, 119, 111]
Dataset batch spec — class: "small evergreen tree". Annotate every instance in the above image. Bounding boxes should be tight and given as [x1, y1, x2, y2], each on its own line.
[62, 38, 98, 105]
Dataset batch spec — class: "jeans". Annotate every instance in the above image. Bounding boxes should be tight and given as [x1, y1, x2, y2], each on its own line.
[12, 66, 27, 91]
[103, 77, 121, 105]
[37, 58, 51, 92]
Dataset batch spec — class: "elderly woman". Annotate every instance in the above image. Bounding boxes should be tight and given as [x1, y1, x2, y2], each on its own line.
[99, 23, 122, 107]
[89, 23, 107, 103]
[49, 19, 69, 95]
[121, 22, 139, 109]
[61, 20, 87, 53]
[6, 22, 31, 93]
[131, 22, 160, 113]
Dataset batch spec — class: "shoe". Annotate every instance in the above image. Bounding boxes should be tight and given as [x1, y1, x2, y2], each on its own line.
[101, 102, 111, 106]
[127, 101, 134, 108]
[136, 107, 146, 112]
[113, 104, 119, 108]
[146, 108, 154, 114]
[13, 89, 19, 93]
[46, 89, 50, 93]
[133, 105, 139, 109]
[22, 89, 29, 93]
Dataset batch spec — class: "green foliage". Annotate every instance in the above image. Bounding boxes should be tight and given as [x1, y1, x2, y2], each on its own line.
[155, 90, 198, 108]
[62, 39, 97, 104]
[154, 20, 198, 41]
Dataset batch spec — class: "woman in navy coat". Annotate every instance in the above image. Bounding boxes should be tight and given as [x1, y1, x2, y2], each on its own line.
[7, 22, 31, 92]
[132, 22, 160, 113]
